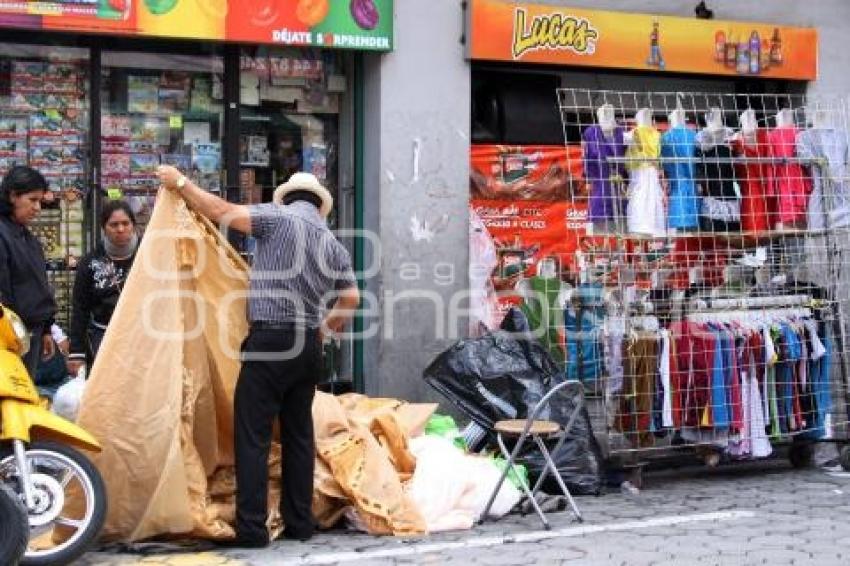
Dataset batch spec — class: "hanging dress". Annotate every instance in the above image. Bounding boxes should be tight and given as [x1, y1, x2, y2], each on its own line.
[766, 126, 811, 225]
[625, 125, 665, 237]
[696, 128, 741, 232]
[661, 125, 700, 230]
[732, 129, 774, 232]
[582, 125, 627, 222]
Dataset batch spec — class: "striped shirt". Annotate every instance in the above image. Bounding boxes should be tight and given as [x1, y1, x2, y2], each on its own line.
[247, 201, 356, 328]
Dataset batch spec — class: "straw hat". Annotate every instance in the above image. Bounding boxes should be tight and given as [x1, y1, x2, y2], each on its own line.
[272, 172, 333, 218]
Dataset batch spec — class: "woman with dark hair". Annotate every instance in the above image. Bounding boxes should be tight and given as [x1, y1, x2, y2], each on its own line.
[67, 200, 139, 374]
[0, 165, 57, 375]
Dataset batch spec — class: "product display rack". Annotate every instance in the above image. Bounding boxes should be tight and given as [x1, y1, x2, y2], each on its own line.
[548, 89, 850, 479]
[0, 53, 90, 335]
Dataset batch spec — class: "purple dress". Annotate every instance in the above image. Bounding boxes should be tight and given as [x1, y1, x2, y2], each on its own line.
[582, 125, 627, 221]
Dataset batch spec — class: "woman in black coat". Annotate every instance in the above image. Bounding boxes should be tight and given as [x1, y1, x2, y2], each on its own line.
[0, 166, 56, 375]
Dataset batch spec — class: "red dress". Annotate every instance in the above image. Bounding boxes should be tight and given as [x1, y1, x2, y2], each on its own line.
[733, 129, 774, 232]
[766, 127, 811, 225]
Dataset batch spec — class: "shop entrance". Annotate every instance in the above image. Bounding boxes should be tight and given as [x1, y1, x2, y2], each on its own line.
[0, 35, 359, 386]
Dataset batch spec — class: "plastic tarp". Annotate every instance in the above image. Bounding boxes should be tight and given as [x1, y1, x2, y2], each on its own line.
[75, 189, 433, 540]
[423, 310, 604, 495]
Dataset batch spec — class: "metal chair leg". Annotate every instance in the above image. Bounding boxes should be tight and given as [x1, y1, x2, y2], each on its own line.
[509, 433, 551, 530]
[535, 435, 583, 522]
[529, 430, 568, 496]
[480, 431, 531, 524]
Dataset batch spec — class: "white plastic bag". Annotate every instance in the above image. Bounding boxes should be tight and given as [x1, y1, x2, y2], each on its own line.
[407, 436, 520, 532]
[52, 367, 86, 422]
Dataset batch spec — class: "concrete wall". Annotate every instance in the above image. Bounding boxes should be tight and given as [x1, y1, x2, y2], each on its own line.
[367, 0, 848, 403]
[362, 0, 470, 401]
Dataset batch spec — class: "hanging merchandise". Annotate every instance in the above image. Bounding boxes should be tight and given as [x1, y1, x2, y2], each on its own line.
[518, 268, 569, 365]
[582, 114, 627, 227]
[625, 110, 665, 237]
[564, 283, 605, 384]
[696, 110, 741, 232]
[797, 126, 850, 231]
[767, 111, 811, 227]
[661, 120, 700, 231]
[553, 88, 850, 479]
[732, 119, 773, 232]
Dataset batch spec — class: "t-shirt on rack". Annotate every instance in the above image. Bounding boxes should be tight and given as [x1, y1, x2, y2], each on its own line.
[608, 306, 832, 458]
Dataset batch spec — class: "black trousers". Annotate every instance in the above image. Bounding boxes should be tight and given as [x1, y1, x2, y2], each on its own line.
[234, 326, 321, 543]
[22, 323, 44, 377]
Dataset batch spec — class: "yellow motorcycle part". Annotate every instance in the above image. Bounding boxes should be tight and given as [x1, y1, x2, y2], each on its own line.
[0, 350, 39, 403]
[0, 400, 101, 453]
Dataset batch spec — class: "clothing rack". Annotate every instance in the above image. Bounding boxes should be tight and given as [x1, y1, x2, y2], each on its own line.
[552, 87, 850, 475]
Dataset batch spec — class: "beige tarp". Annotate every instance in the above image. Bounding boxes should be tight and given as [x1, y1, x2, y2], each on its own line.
[76, 190, 432, 541]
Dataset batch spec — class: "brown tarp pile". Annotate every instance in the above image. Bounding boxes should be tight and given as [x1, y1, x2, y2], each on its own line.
[76, 189, 433, 541]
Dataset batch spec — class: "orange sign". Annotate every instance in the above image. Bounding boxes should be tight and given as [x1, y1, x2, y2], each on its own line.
[468, 0, 817, 80]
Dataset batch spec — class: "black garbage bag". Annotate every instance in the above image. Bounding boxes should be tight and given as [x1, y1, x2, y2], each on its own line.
[423, 309, 603, 495]
[515, 381, 603, 496]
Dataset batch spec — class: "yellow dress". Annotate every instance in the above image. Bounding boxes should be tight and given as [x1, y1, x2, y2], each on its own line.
[625, 126, 665, 236]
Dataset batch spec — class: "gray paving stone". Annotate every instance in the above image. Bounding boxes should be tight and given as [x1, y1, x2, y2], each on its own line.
[747, 534, 799, 548]
[74, 466, 850, 566]
[745, 548, 814, 563]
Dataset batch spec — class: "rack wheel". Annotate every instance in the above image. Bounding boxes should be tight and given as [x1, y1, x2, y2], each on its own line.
[840, 446, 850, 472]
[789, 443, 814, 469]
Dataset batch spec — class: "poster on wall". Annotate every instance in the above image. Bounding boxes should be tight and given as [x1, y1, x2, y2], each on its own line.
[469, 144, 588, 331]
[0, 0, 393, 51]
[467, 0, 817, 80]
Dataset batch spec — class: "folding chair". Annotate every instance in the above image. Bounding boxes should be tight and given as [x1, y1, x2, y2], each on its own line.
[480, 379, 584, 529]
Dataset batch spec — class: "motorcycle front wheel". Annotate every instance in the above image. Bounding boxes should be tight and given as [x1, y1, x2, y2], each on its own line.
[0, 482, 28, 565]
[0, 441, 107, 566]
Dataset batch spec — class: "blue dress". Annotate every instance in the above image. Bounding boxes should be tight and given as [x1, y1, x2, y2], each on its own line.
[661, 126, 699, 229]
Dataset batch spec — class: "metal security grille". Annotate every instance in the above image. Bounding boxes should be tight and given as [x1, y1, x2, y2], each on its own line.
[546, 89, 850, 469]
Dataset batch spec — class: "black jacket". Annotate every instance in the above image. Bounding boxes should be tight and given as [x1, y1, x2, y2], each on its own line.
[0, 215, 56, 331]
[69, 246, 135, 358]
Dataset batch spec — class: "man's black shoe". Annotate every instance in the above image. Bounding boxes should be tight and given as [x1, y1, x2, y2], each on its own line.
[216, 537, 270, 549]
[279, 528, 313, 542]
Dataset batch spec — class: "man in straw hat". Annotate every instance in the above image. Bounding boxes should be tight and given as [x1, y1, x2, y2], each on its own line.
[157, 165, 359, 547]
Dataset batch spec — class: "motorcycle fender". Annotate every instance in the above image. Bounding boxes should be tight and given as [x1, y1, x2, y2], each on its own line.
[0, 400, 101, 453]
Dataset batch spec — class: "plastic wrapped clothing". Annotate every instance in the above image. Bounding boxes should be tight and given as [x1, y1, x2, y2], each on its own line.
[696, 131, 741, 232]
[582, 125, 627, 222]
[797, 127, 850, 230]
[767, 126, 811, 225]
[422, 326, 604, 495]
[519, 276, 566, 365]
[564, 283, 605, 384]
[732, 129, 774, 232]
[469, 207, 500, 333]
[625, 126, 665, 237]
[661, 126, 699, 230]
[75, 189, 432, 541]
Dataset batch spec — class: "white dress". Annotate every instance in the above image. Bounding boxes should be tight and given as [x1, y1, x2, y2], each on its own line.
[627, 166, 666, 237]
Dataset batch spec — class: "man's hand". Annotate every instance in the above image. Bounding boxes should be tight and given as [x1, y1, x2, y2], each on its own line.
[41, 334, 55, 359]
[157, 165, 184, 191]
[67, 359, 85, 377]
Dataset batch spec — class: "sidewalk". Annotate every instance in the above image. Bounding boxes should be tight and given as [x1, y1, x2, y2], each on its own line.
[78, 461, 850, 565]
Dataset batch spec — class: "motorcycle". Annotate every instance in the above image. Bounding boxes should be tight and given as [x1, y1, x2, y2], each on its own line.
[0, 303, 107, 565]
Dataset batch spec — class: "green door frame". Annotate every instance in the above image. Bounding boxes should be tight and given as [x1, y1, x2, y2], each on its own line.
[352, 53, 366, 393]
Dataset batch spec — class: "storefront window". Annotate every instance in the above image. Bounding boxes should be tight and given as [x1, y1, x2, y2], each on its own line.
[101, 51, 224, 232]
[0, 43, 90, 331]
[238, 46, 345, 226]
